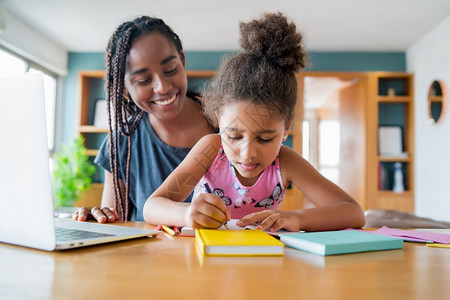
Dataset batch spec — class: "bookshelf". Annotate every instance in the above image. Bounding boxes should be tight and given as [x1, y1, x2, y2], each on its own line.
[75, 70, 106, 208]
[367, 72, 414, 213]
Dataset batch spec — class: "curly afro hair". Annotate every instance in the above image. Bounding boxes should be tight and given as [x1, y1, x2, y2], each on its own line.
[203, 12, 307, 127]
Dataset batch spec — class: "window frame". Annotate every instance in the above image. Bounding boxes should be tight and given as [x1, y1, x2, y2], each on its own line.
[0, 45, 62, 153]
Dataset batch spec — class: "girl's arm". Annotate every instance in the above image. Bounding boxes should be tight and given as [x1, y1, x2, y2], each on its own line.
[143, 134, 230, 228]
[238, 146, 365, 232]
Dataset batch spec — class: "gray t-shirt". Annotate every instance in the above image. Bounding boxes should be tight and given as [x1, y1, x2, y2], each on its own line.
[94, 112, 192, 221]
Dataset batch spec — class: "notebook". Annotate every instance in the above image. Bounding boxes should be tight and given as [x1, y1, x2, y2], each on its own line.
[195, 229, 284, 256]
[181, 219, 292, 236]
[279, 230, 403, 256]
[0, 73, 159, 251]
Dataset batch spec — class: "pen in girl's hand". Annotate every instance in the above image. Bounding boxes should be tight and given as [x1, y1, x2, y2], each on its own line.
[223, 221, 230, 230]
[204, 183, 229, 230]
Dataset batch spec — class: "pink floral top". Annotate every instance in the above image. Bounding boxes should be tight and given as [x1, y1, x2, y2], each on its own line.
[193, 146, 285, 219]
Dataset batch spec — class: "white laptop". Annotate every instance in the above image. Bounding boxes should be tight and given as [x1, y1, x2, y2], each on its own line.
[0, 73, 159, 251]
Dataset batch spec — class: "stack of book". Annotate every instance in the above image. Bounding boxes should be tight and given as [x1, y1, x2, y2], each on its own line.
[195, 229, 284, 256]
[279, 230, 403, 256]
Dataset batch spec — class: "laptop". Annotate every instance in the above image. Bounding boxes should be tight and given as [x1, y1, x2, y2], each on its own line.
[0, 73, 159, 251]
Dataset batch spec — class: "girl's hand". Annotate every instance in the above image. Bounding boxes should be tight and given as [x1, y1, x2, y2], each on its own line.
[72, 207, 121, 223]
[184, 193, 230, 229]
[237, 210, 302, 232]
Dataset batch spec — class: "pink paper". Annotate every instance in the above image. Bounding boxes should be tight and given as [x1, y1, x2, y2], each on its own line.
[370, 226, 450, 244]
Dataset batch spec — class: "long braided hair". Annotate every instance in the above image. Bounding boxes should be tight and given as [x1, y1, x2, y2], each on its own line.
[105, 16, 189, 220]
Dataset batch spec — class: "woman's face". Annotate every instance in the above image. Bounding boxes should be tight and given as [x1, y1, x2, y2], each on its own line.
[124, 32, 188, 121]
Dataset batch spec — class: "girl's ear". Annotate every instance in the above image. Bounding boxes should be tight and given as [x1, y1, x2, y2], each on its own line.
[213, 111, 220, 128]
[283, 121, 293, 141]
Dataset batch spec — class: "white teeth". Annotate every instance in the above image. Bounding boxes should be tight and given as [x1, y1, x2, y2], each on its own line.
[154, 94, 176, 106]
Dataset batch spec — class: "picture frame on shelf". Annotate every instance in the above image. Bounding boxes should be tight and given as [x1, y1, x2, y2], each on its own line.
[93, 99, 109, 128]
[378, 126, 406, 157]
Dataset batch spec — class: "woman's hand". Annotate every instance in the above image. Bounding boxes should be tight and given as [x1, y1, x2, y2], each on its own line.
[72, 206, 121, 223]
[237, 210, 302, 232]
[184, 193, 230, 229]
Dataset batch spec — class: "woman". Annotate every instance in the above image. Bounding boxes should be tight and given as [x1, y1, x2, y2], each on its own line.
[73, 16, 215, 222]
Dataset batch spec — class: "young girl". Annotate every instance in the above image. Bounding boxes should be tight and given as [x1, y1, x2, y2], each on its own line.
[73, 16, 215, 222]
[144, 12, 365, 232]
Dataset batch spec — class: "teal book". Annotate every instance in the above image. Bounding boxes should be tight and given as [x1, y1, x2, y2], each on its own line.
[279, 230, 403, 256]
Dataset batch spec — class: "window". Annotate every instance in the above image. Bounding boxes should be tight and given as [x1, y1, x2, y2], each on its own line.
[318, 120, 340, 184]
[0, 49, 26, 76]
[302, 120, 310, 160]
[0, 48, 58, 150]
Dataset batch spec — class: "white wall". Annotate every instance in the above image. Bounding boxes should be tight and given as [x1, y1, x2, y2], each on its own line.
[407, 15, 450, 221]
[0, 8, 67, 75]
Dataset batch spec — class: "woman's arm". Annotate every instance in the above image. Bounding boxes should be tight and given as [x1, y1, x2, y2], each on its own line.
[143, 134, 230, 228]
[72, 170, 122, 223]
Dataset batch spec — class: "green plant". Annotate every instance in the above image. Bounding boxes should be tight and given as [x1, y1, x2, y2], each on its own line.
[52, 135, 96, 208]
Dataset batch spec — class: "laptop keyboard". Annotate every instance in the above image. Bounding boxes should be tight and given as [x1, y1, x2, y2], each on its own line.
[55, 227, 114, 242]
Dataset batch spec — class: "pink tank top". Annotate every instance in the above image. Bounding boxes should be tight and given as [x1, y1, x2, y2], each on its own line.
[193, 146, 285, 219]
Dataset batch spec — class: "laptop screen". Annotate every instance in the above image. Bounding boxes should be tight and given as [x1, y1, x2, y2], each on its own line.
[0, 73, 57, 250]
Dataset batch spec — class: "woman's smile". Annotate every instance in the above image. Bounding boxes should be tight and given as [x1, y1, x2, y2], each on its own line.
[152, 93, 177, 106]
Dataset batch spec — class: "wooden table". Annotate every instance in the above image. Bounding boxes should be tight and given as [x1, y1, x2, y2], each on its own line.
[1, 222, 449, 299]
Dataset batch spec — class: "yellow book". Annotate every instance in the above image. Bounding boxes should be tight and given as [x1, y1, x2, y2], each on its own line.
[427, 243, 450, 248]
[195, 229, 284, 256]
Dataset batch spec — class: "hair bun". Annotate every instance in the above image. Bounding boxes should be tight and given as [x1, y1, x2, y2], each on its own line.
[239, 12, 306, 72]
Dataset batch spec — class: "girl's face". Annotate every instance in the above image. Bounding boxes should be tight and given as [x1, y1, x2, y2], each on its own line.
[124, 32, 188, 121]
[218, 101, 290, 186]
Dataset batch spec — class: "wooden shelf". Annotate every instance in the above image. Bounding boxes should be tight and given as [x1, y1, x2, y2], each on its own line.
[378, 156, 412, 162]
[186, 70, 216, 78]
[86, 149, 99, 157]
[73, 182, 103, 208]
[79, 125, 109, 133]
[76, 71, 107, 208]
[377, 96, 412, 102]
[377, 190, 413, 196]
[371, 191, 414, 212]
[369, 72, 414, 213]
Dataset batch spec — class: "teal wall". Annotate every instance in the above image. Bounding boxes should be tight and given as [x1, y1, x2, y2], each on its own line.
[307, 52, 405, 71]
[62, 51, 405, 143]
